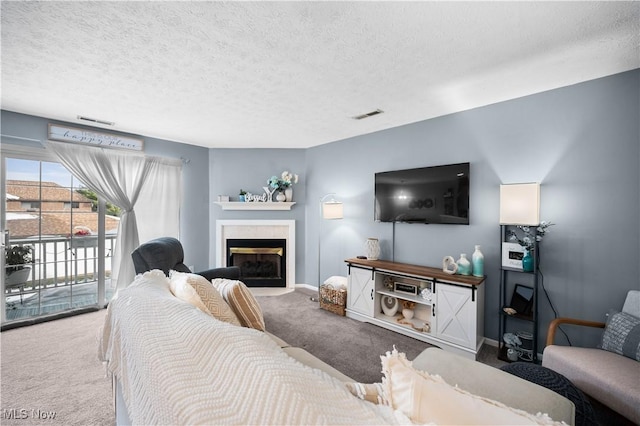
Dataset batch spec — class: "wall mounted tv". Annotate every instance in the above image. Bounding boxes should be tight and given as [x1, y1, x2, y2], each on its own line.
[375, 162, 470, 224]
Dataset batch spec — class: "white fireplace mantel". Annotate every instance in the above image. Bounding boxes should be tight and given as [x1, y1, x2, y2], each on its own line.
[213, 202, 295, 211]
[215, 220, 296, 291]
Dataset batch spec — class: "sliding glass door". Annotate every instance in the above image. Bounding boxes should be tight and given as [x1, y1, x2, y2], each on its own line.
[1, 154, 117, 324]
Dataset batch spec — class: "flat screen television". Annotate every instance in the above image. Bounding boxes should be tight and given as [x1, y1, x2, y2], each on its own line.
[374, 162, 470, 224]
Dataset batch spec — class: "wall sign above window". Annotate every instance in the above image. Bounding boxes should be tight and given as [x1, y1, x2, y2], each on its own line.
[48, 124, 144, 151]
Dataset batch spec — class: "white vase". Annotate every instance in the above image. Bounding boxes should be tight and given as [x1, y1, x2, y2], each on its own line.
[456, 253, 471, 275]
[402, 308, 414, 320]
[365, 238, 380, 260]
[381, 296, 398, 317]
[275, 192, 286, 202]
[472, 245, 484, 277]
[284, 187, 293, 202]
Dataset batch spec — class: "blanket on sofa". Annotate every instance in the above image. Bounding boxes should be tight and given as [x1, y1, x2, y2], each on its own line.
[99, 271, 407, 425]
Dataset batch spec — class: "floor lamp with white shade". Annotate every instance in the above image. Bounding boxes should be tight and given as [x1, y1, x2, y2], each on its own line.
[311, 193, 343, 302]
[499, 183, 540, 226]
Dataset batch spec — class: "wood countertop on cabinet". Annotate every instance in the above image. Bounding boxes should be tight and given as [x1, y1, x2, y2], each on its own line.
[344, 258, 485, 286]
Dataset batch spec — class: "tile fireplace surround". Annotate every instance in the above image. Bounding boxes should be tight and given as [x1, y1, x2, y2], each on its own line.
[215, 220, 296, 293]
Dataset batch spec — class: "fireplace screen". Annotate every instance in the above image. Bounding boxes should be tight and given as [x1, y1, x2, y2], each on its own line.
[227, 239, 286, 287]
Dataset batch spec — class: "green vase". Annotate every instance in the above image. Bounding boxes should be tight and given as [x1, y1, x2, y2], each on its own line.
[522, 250, 534, 272]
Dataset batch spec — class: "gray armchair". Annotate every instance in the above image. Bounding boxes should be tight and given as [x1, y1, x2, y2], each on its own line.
[131, 237, 240, 281]
[542, 290, 640, 424]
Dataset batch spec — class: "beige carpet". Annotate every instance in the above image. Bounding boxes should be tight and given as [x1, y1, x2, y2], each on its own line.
[260, 289, 506, 383]
[1, 310, 113, 426]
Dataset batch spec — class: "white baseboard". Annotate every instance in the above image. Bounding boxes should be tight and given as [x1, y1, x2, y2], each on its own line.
[295, 283, 318, 292]
[484, 337, 499, 347]
[249, 288, 293, 297]
[250, 284, 317, 297]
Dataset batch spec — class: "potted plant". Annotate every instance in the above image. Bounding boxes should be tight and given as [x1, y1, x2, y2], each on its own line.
[267, 171, 299, 202]
[506, 221, 554, 272]
[239, 189, 247, 202]
[5, 244, 33, 287]
[280, 170, 298, 202]
[70, 226, 98, 248]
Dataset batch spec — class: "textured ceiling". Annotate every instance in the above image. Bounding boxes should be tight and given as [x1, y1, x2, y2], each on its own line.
[1, 2, 638, 149]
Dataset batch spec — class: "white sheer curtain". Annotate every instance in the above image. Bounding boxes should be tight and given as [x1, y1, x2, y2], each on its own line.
[48, 141, 182, 290]
[134, 162, 182, 245]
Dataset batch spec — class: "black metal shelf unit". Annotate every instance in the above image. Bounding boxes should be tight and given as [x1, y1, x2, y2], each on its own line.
[498, 225, 539, 363]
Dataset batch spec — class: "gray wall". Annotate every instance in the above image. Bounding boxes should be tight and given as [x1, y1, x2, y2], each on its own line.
[305, 69, 639, 348]
[208, 148, 306, 283]
[0, 111, 212, 271]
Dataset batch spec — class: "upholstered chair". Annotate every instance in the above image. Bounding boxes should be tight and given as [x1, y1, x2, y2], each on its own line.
[131, 237, 240, 281]
[542, 290, 640, 424]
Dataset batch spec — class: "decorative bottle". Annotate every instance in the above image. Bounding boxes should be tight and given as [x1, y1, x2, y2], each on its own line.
[522, 250, 534, 272]
[456, 254, 471, 275]
[365, 238, 380, 260]
[472, 245, 484, 277]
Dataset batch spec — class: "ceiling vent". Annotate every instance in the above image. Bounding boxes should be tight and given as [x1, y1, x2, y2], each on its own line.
[352, 109, 384, 120]
[77, 115, 115, 126]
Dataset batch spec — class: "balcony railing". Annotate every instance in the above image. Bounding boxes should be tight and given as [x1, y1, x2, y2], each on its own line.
[4, 235, 117, 319]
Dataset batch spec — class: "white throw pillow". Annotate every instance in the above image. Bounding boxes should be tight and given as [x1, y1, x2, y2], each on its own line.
[170, 271, 241, 326]
[345, 382, 384, 405]
[323, 275, 348, 290]
[168, 274, 211, 315]
[380, 348, 564, 425]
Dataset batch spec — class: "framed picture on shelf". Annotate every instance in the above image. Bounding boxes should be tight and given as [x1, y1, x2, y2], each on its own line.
[502, 242, 525, 270]
[394, 282, 418, 296]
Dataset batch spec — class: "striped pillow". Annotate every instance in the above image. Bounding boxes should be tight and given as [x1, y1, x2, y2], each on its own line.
[212, 279, 265, 331]
[600, 310, 640, 361]
[170, 271, 241, 326]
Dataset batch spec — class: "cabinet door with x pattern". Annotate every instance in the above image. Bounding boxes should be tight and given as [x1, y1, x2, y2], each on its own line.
[346, 266, 375, 316]
[434, 282, 477, 350]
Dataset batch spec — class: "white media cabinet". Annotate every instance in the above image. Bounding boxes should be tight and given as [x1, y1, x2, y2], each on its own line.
[345, 258, 485, 360]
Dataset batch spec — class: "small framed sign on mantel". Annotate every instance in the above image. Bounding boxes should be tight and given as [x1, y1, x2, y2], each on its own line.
[48, 124, 144, 151]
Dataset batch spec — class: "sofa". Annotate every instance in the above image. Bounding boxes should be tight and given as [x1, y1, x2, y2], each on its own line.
[100, 270, 574, 425]
[542, 290, 640, 424]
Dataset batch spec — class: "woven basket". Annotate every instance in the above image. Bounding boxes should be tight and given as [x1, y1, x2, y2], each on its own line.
[319, 285, 347, 316]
